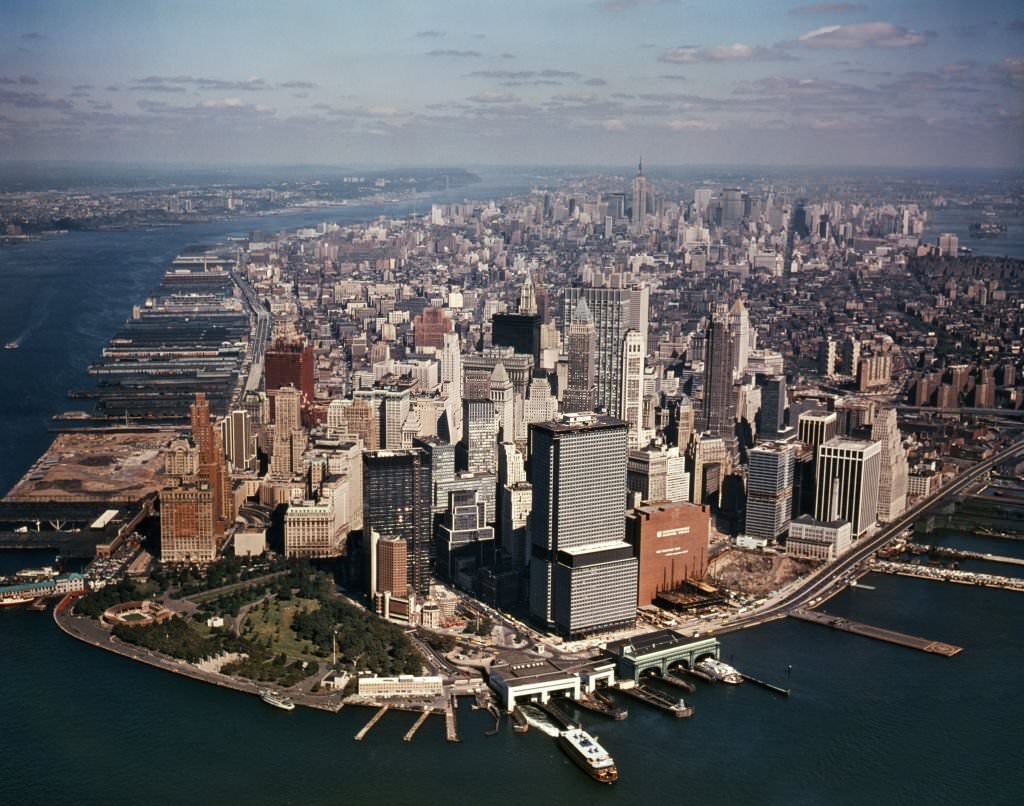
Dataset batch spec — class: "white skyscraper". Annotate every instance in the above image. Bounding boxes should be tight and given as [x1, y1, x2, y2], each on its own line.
[871, 408, 909, 522]
[815, 437, 881, 537]
[620, 329, 647, 448]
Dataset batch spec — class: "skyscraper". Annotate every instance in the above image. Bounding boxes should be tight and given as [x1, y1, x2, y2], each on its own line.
[413, 305, 454, 351]
[631, 158, 649, 234]
[563, 298, 597, 413]
[363, 449, 433, 596]
[528, 414, 637, 637]
[756, 374, 787, 439]
[265, 338, 315, 402]
[815, 437, 881, 537]
[701, 304, 737, 454]
[620, 330, 646, 447]
[745, 444, 795, 542]
[222, 409, 256, 473]
[190, 392, 231, 536]
[729, 298, 750, 377]
[460, 398, 498, 475]
[564, 281, 649, 420]
[871, 407, 909, 522]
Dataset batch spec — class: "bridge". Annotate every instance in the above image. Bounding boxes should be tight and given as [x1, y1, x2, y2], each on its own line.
[604, 630, 720, 682]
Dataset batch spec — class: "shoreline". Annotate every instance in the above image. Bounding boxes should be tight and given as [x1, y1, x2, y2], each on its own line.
[52, 594, 345, 714]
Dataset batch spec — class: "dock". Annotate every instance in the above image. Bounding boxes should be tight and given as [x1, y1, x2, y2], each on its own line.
[617, 683, 693, 718]
[908, 542, 1024, 567]
[403, 709, 431, 742]
[870, 559, 1024, 593]
[354, 705, 389, 741]
[738, 673, 790, 697]
[575, 689, 628, 720]
[790, 608, 962, 656]
[444, 696, 460, 743]
[537, 697, 579, 730]
[646, 669, 696, 693]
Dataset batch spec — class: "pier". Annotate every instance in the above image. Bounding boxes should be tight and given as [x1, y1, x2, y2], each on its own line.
[403, 710, 431, 742]
[790, 609, 962, 656]
[575, 689, 629, 720]
[616, 683, 693, 718]
[907, 542, 1024, 567]
[644, 668, 696, 693]
[738, 673, 791, 697]
[870, 559, 1024, 592]
[444, 696, 460, 743]
[354, 705, 389, 741]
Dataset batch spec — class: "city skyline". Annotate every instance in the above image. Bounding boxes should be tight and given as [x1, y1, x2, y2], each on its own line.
[1, 0, 1022, 167]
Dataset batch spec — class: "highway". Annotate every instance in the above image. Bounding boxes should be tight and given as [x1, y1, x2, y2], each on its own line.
[227, 257, 270, 396]
[714, 436, 1024, 635]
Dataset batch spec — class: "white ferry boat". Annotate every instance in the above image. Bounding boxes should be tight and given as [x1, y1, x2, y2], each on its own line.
[557, 728, 618, 784]
[695, 658, 743, 685]
[258, 688, 296, 711]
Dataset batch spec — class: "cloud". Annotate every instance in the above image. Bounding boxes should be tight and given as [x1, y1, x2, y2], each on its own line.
[991, 56, 1024, 85]
[788, 3, 865, 14]
[279, 80, 316, 89]
[72, 84, 93, 91]
[663, 118, 720, 130]
[1009, 20, 1024, 32]
[468, 69, 581, 80]
[132, 75, 271, 91]
[593, 0, 677, 11]
[416, 30, 445, 38]
[20, 33, 46, 41]
[659, 44, 795, 63]
[500, 52, 516, 59]
[658, 74, 689, 81]
[425, 49, 482, 58]
[584, 77, 608, 86]
[602, 118, 626, 129]
[129, 83, 187, 93]
[467, 91, 520, 103]
[0, 88, 72, 110]
[783, 22, 931, 49]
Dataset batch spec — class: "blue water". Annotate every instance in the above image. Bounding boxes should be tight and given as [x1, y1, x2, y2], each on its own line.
[1, 172, 1023, 804]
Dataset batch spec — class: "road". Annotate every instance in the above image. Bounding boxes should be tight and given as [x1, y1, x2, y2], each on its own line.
[713, 436, 1024, 635]
[227, 258, 270, 396]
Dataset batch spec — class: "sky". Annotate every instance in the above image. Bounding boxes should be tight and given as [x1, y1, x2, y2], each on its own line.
[1, 0, 1022, 168]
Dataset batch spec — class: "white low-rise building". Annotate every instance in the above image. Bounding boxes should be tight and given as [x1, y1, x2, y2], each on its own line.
[786, 515, 852, 561]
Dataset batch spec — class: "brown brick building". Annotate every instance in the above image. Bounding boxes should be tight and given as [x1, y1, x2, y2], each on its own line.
[626, 501, 710, 607]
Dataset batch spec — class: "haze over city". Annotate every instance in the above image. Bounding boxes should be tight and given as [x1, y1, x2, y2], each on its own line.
[2, 0, 1023, 167]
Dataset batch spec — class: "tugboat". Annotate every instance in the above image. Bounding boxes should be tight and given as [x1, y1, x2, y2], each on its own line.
[695, 658, 744, 685]
[557, 727, 618, 784]
[258, 688, 296, 711]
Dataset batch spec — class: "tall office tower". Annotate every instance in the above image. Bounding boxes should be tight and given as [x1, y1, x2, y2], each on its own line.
[701, 304, 738, 454]
[522, 374, 559, 439]
[342, 398, 381, 450]
[857, 354, 893, 392]
[815, 437, 881, 537]
[265, 338, 315, 401]
[689, 433, 729, 507]
[871, 408, 909, 522]
[693, 187, 713, 219]
[499, 481, 533, 570]
[818, 338, 837, 378]
[498, 441, 526, 487]
[518, 270, 538, 316]
[745, 444, 795, 542]
[384, 385, 413, 450]
[729, 299, 750, 377]
[628, 443, 689, 504]
[242, 389, 269, 426]
[190, 393, 231, 535]
[938, 232, 959, 257]
[675, 395, 695, 450]
[563, 298, 597, 413]
[798, 410, 838, 451]
[721, 188, 744, 227]
[363, 449, 433, 596]
[375, 535, 408, 599]
[756, 375, 787, 439]
[284, 487, 347, 558]
[464, 346, 534, 399]
[841, 336, 860, 376]
[528, 414, 638, 637]
[413, 305, 453, 351]
[439, 332, 463, 441]
[631, 158, 649, 234]
[412, 436, 456, 511]
[222, 409, 257, 473]
[492, 312, 542, 366]
[621, 330, 647, 448]
[459, 398, 498, 475]
[272, 385, 302, 432]
[564, 282, 649, 419]
[489, 363, 515, 442]
[434, 489, 496, 588]
[160, 483, 215, 562]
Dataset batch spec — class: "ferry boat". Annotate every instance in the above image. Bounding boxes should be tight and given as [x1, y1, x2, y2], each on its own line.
[258, 688, 295, 711]
[557, 728, 618, 784]
[695, 658, 743, 685]
[4, 341, 19, 350]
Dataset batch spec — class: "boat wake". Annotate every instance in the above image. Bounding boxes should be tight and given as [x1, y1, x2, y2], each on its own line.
[519, 704, 561, 737]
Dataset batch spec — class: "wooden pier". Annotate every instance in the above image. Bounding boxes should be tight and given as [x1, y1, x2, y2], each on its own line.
[403, 709, 431, 742]
[738, 673, 791, 697]
[354, 705, 389, 741]
[790, 609, 962, 656]
[444, 696, 460, 743]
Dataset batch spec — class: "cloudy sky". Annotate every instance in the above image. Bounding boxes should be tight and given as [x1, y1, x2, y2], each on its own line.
[1, 0, 1022, 167]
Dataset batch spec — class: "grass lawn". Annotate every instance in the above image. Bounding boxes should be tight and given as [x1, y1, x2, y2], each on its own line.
[241, 597, 323, 662]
